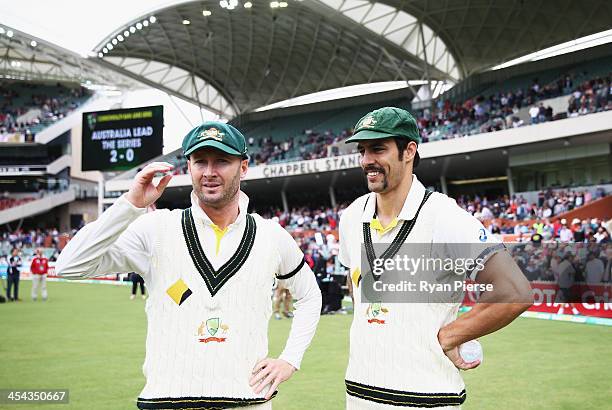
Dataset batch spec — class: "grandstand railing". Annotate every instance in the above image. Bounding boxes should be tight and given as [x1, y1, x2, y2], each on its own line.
[46, 154, 72, 175]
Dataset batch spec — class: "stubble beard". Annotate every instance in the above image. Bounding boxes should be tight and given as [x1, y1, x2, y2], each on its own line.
[193, 168, 241, 209]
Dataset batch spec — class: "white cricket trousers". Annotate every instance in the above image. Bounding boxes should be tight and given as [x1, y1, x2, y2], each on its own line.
[240, 402, 272, 409]
[347, 394, 460, 410]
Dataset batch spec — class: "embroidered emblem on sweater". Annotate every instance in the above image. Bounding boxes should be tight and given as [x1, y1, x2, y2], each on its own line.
[197, 317, 229, 343]
[366, 302, 389, 324]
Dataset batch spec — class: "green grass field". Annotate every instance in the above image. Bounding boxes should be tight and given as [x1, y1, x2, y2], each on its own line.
[1, 281, 611, 409]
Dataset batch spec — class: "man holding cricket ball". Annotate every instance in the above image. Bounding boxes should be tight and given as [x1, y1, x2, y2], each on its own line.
[339, 107, 533, 409]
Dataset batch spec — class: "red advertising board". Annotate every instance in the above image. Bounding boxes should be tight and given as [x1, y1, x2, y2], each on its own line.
[463, 281, 612, 319]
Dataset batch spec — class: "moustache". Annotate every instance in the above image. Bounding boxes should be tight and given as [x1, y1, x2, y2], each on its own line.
[201, 179, 223, 186]
[201, 177, 223, 183]
[364, 166, 385, 175]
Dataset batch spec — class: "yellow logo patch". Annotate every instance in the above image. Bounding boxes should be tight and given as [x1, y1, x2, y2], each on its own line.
[359, 116, 377, 128]
[199, 127, 224, 141]
[166, 279, 192, 306]
[351, 267, 361, 287]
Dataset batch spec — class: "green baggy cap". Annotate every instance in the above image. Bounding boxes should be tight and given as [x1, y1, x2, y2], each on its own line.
[346, 106, 421, 166]
[182, 121, 248, 158]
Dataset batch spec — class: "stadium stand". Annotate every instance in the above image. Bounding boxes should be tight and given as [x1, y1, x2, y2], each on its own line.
[130, 59, 610, 177]
[236, 57, 611, 164]
[0, 197, 36, 211]
[0, 81, 91, 143]
[455, 186, 609, 221]
[4, 186, 606, 292]
[418, 66, 612, 142]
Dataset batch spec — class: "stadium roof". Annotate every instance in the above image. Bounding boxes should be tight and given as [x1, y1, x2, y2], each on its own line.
[0, 25, 138, 88]
[89, 0, 612, 117]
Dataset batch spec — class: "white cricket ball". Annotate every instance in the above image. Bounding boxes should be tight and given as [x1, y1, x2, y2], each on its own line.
[459, 340, 483, 363]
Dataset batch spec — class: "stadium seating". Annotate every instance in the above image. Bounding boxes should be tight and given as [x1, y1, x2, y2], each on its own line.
[237, 65, 609, 166]
[237, 98, 409, 164]
[0, 81, 91, 142]
[0, 197, 36, 211]
[122, 58, 609, 176]
[1, 185, 609, 287]
[417, 64, 612, 143]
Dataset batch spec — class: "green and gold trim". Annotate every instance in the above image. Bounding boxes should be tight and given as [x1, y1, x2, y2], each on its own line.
[346, 380, 466, 408]
[137, 393, 276, 409]
[181, 208, 256, 297]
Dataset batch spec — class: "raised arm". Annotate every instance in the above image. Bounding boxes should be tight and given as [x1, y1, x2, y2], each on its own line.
[55, 162, 173, 279]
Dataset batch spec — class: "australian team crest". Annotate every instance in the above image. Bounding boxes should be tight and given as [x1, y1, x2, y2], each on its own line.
[366, 302, 389, 324]
[199, 127, 224, 141]
[359, 116, 377, 129]
[197, 317, 229, 343]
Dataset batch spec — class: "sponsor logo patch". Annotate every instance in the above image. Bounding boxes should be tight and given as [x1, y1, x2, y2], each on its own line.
[166, 278, 192, 306]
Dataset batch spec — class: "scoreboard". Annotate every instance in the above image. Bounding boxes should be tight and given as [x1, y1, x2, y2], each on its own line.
[81, 105, 163, 172]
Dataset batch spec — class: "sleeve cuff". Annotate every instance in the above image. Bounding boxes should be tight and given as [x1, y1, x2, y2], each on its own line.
[115, 194, 148, 215]
[278, 353, 301, 371]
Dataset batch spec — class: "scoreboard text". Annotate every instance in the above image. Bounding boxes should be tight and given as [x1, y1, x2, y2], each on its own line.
[81, 105, 163, 171]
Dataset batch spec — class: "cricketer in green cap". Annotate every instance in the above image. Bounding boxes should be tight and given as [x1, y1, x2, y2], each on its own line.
[345, 106, 421, 167]
[182, 121, 248, 158]
[181, 121, 250, 210]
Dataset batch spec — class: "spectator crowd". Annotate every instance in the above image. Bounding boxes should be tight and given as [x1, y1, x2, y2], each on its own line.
[1, 228, 66, 263]
[0, 196, 36, 211]
[2, 184, 609, 307]
[509, 241, 610, 289]
[417, 71, 611, 143]
[0, 82, 90, 142]
[456, 187, 608, 221]
[154, 70, 611, 170]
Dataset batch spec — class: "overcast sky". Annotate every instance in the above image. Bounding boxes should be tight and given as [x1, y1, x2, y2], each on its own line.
[1, 0, 182, 56]
[0, 1, 413, 152]
[1, 0, 220, 153]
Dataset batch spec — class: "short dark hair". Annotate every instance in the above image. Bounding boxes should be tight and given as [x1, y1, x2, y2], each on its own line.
[393, 137, 419, 166]
[394, 137, 409, 160]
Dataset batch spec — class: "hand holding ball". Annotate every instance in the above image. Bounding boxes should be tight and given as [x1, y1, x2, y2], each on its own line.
[459, 340, 483, 363]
